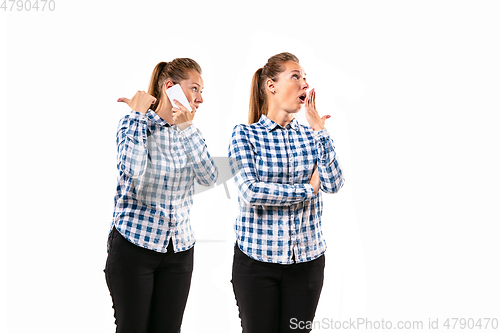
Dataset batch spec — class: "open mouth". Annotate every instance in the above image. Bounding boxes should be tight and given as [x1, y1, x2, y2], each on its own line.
[299, 93, 307, 103]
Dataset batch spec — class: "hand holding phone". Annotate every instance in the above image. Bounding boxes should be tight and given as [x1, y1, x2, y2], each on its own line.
[166, 84, 192, 112]
[166, 84, 195, 130]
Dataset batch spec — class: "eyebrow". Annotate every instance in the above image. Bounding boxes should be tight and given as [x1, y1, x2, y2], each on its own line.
[290, 70, 306, 76]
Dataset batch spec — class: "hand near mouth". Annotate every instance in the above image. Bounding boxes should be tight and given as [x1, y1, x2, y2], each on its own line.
[304, 88, 330, 131]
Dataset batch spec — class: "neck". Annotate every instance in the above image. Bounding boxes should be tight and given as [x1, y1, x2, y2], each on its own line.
[155, 99, 174, 125]
[266, 102, 295, 127]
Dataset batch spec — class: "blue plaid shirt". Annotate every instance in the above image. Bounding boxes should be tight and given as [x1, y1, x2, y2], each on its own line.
[109, 110, 218, 253]
[228, 115, 344, 264]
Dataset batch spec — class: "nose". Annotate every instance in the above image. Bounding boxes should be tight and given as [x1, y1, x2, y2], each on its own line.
[302, 80, 309, 90]
[196, 92, 203, 104]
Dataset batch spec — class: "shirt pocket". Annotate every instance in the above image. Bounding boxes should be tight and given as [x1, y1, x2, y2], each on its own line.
[255, 150, 286, 183]
[292, 143, 317, 182]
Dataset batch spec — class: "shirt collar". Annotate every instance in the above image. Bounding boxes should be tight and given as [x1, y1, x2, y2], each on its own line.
[146, 109, 171, 127]
[258, 114, 300, 132]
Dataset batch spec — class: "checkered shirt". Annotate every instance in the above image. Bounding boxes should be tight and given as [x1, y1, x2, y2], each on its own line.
[109, 110, 218, 253]
[228, 115, 344, 264]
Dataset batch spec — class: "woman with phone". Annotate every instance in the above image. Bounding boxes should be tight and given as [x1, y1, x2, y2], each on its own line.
[228, 52, 345, 333]
[104, 58, 218, 333]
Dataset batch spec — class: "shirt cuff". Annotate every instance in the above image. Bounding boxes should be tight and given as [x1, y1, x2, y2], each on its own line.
[179, 124, 198, 139]
[128, 110, 148, 121]
[313, 128, 330, 140]
[304, 184, 316, 200]
[126, 111, 147, 144]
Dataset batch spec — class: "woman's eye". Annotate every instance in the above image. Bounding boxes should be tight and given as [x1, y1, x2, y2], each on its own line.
[192, 87, 197, 92]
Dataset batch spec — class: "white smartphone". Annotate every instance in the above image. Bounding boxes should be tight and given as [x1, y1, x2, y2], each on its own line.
[166, 84, 192, 111]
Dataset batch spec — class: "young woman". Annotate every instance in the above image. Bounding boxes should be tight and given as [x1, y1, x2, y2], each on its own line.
[104, 58, 218, 333]
[228, 52, 345, 333]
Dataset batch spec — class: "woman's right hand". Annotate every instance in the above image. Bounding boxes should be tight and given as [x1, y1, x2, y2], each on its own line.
[310, 166, 320, 195]
[117, 90, 156, 114]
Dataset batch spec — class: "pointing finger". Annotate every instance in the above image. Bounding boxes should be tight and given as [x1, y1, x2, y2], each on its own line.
[117, 97, 131, 104]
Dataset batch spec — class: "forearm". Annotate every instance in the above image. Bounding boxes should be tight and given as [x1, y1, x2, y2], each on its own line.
[234, 173, 315, 206]
[314, 129, 345, 193]
[116, 112, 149, 179]
[179, 125, 218, 186]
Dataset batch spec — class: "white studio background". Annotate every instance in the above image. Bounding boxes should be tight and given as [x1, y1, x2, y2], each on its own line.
[3, 1, 500, 332]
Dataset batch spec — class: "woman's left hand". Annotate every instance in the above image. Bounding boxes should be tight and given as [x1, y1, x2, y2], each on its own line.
[172, 100, 196, 130]
[304, 88, 330, 131]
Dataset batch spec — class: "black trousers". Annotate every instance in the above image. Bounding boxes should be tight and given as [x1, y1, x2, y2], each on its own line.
[231, 244, 325, 333]
[104, 227, 194, 333]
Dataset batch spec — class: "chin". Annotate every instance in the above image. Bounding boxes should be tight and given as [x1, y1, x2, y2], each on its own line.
[285, 106, 302, 114]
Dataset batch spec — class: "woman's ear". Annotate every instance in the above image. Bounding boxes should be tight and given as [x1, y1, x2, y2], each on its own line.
[165, 79, 175, 90]
[265, 78, 276, 94]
